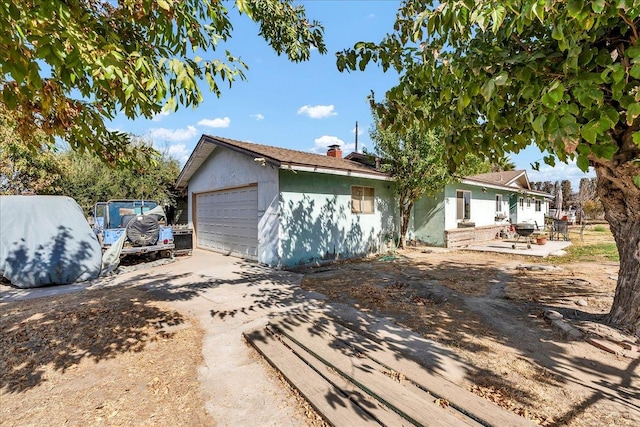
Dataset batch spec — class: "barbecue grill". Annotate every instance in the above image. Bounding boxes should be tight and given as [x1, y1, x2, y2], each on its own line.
[512, 223, 535, 249]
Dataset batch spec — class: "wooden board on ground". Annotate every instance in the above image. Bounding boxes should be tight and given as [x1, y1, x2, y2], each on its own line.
[265, 324, 417, 427]
[273, 311, 535, 427]
[243, 327, 381, 426]
[269, 318, 479, 427]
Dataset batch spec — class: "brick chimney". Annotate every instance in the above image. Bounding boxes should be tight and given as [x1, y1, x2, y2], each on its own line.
[327, 144, 342, 158]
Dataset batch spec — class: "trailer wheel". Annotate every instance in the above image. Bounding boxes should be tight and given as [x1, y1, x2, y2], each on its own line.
[126, 215, 160, 246]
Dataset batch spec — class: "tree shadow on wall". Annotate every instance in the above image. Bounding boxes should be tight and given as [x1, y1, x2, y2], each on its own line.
[280, 194, 396, 266]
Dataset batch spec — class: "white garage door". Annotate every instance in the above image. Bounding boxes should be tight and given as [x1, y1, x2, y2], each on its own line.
[195, 185, 258, 259]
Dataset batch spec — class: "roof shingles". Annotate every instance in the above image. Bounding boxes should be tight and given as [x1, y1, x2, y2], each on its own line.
[207, 135, 387, 176]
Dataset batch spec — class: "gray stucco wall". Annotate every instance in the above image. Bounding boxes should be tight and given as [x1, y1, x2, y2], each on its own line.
[278, 170, 397, 266]
[187, 147, 280, 265]
[412, 192, 446, 246]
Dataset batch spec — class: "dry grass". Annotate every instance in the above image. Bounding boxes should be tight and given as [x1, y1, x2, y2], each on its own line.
[0, 287, 213, 426]
[300, 226, 639, 426]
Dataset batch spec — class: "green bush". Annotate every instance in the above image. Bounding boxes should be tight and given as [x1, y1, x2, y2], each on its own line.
[593, 225, 606, 232]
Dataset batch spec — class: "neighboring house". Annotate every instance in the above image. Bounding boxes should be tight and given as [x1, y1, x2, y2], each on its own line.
[413, 170, 553, 248]
[175, 135, 396, 267]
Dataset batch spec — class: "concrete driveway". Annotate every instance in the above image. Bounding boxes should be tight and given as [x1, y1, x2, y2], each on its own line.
[1, 249, 326, 426]
[138, 250, 327, 426]
[464, 238, 572, 257]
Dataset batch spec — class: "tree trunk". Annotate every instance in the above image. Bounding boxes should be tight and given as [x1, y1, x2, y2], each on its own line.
[398, 199, 413, 249]
[592, 128, 640, 335]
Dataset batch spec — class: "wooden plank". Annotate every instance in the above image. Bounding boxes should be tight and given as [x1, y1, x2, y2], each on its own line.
[266, 325, 417, 427]
[270, 320, 478, 427]
[287, 312, 535, 427]
[243, 327, 381, 427]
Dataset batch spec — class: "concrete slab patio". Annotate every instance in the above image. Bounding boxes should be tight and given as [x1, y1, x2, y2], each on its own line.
[463, 238, 572, 257]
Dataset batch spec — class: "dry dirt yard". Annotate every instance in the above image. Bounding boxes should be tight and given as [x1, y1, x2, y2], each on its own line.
[299, 226, 639, 426]
[0, 225, 638, 426]
[0, 286, 214, 426]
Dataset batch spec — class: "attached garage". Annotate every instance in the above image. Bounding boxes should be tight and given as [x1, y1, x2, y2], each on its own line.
[195, 185, 259, 259]
[176, 135, 392, 267]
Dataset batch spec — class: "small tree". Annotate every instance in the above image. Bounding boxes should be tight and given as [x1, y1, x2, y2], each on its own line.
[561, 180, 573, 211]
[578, 178, 602, 221]
[370, 111, 490, 248]
[59, 137, 180, 214]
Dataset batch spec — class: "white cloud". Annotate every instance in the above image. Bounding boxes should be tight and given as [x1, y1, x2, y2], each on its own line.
[309, 135, 345, 153]
[351, 125, 365, 136]
[527, 159, 596, 189]
[197, 117, 231, 128]
[251, 113, 264, 120]
[149, 126, 199, 142]
[297, 104, 337, 119]
[151, 110, 171, 122]
[168, 144, 191, 166]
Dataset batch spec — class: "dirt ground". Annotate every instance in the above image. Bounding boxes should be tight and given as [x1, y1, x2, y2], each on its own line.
[299, 226, 639, 426]
[0, 286, 214, 426]
[1, 225, 638, 426]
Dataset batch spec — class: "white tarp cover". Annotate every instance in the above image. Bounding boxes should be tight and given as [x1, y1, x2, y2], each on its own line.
[0, 195, 103, 288]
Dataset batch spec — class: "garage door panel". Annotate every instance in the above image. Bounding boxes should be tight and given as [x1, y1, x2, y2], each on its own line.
[195, 185, 258, 259]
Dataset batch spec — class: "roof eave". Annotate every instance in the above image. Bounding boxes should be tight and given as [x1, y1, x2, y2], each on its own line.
[282, 164, 392, 181]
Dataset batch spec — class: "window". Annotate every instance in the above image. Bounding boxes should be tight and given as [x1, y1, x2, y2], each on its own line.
[519, 197, 524, 208]
[495, 194, 503, 212]
[535, 199, 542, 212]
[456, 190, 471, 220]
[526, 197, 532, 208]
[351, 186, 375, 214]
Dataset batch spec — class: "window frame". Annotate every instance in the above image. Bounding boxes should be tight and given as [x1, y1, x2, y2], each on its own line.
[495, 194, 503, 213]
[535, 199, 542, 212]
[456, 190, 472, 220]
[351, 185, 375, 214]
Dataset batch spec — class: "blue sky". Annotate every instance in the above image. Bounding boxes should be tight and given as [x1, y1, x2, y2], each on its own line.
[110, 0, 595, 190]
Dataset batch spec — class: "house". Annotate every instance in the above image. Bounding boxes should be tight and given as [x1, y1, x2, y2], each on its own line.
[175, 135, 397, 267]
[413, 170, 553, 248]
[176, 136, 553, 265]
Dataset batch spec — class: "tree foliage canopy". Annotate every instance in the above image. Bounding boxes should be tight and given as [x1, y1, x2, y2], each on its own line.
[338, 0, 638, 177]
[338, 0, 639, 331]
[0, 104, 64, 195]
[1, 0, 325, 165]
[59, 138, 181, 214]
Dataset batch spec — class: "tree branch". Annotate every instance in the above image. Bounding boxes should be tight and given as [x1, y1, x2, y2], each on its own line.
[618, 11, 639, 43]
[510, 33, 530, 52]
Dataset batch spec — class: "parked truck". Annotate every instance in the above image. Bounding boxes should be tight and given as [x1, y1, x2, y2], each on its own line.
[93, 200, 174, 258]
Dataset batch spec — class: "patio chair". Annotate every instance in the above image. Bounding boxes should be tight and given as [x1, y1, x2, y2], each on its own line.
[550, 220, 569, 241]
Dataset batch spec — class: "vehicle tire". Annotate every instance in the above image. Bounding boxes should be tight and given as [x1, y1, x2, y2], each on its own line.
[126, 215, 160, 246]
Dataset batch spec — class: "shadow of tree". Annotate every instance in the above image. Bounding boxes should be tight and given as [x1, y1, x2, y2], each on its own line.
[3, 225, 101, 288]
[279, 180, 397, 267]
[299, 254, 640, 424]
[0, 287, 184, 394]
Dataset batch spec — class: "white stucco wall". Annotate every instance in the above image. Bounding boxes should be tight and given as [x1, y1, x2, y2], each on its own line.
[444, 184, 511, 230]
[278, 170, 397, 266]
[512, 195, 548, 227]
[187, 148, 280, 264]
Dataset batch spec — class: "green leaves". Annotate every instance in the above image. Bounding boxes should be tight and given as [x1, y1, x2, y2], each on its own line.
[627, 103, 640, 125]
[1, 0, 325, 166]
[490, 5, 506, 33]
[576, 154, 590, 172]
